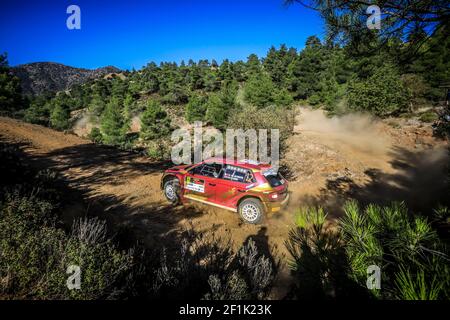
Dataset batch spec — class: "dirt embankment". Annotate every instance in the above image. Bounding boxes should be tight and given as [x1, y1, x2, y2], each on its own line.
[0, 108, 448, 298]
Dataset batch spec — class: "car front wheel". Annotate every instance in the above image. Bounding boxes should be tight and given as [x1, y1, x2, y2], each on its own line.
[238, 198, 265, 224]
[163, 178, 180, 205]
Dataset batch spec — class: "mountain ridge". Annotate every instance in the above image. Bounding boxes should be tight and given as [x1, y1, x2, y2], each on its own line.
[12, 62, 121, 96]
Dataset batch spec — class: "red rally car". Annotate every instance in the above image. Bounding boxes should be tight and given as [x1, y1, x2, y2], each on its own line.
[160, 157, 289, 224]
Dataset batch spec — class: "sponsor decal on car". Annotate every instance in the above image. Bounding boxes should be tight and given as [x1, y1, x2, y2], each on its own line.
[185, 176, 205, 193]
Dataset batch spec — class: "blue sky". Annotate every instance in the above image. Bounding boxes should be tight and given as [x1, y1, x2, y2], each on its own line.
[0, 0, 324, 70]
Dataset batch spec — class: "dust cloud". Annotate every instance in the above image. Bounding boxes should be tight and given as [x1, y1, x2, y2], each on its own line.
[72, 112, 96, 138]
[295, 108, 390, 157]
[72, 112, 142, 137]
[286, 107, 449, 218]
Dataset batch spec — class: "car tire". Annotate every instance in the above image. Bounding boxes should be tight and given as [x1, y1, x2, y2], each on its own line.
[163, 178, 181, 205]
[238, 198, 265, 224]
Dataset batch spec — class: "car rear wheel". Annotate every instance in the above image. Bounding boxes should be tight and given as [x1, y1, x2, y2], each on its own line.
[163, 178, 180, 205]
[238, 198, 265, 224]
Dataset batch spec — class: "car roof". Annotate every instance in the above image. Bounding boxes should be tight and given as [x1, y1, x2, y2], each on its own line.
[202, 157, 273, 170]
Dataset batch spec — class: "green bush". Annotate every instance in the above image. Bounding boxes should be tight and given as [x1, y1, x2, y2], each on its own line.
[0, 191, 134, 299]
[347, 64, 410, 117]
[286, 202, 450, 300]
[227, 105, 297, 154]
[419, 111, 438, 122]
[285, 207, 361, 299]
[340, 201, 449, 300]
[145, 139, 171, 160]
[88, 127, 103, 143]
[50, 104, 70, 130]
[24, 102, 51, 126]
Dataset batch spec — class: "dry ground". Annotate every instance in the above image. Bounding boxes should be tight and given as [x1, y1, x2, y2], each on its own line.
[0, 107, 448, 298]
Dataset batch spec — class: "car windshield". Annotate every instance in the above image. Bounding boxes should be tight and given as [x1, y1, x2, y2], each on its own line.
[263, 168, 284, 187]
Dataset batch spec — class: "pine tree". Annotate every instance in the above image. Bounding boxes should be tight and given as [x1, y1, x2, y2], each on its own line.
[205, 94, 226, 129]
[100, 97, 128, 145]
[50, 102, 70, 130]
[88, 93, 106, 117]
[231, 60, 246, 82]
[0, 53, 23, 112]
[243, 73, 276, 108]
[140, 100, 171, 140]
[246, 54, 261, 78]
[289, 37, 326, 99]
[185, 94, 207, 123]
[347, 63, 409, 116]
[263, 44, 297, 88]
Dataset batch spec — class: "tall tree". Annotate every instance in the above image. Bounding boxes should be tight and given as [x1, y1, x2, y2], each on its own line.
[246, 54, 262, 78]
[286, 0, 450, 59]
[140, 100, 171, 140]
[289, 36, 327, 99]
[205, 81, 238, 129]
[185, 93, 207, 123]
[100, 97, 128, 145]
[50, 103, 70, 130]
[0, 53, 23, 112]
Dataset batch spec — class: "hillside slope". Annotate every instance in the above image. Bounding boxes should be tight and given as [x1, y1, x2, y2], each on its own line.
[12, 62, 121, 95]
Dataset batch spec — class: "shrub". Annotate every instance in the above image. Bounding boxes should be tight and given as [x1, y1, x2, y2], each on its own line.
[64, 218, 134, 300]
[24, 102, 51, 126]
[0, 194, 134, 299]
[347, 64, 410, 117]
[227, 105, 297, 155]
[0, 146, 134, 299]
[274, 88, 294, 107]
[88, 127, 103, 143]
[149, 231, 277, 300]
[285, 207, 360, 299]
[419, 111, 438, 122]
[401, 74, 431, 110]
[236, 239, 275, 299]
[50, 104, 70, 130]
[286, 202, 450, 300]
[145, 139, 171, 160]
[205, 81, 239, 129]
[340, 201, 449, 299]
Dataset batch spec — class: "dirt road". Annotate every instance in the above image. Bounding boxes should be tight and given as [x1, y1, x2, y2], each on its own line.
[0, 108, 448, 297]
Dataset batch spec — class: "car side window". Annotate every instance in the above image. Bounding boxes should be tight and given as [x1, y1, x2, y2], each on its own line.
[191, 163, 222, 178]
[220, 165, 255, 183]
[191, 164, 205, 175]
